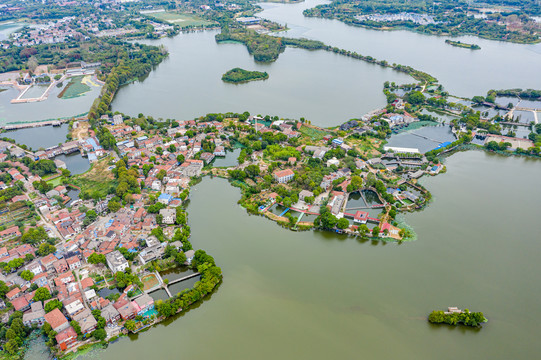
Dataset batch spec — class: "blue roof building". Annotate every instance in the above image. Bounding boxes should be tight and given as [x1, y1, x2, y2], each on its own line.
[158, 193, 173, 205]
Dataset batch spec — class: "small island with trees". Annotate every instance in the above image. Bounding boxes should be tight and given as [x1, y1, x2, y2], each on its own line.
[428, 307, 487, 327]
[445, 40, 481, 50]
[222, 68, 269, 83]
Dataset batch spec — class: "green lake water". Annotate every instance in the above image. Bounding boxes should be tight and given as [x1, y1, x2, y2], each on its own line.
[63, 150, 541, 360]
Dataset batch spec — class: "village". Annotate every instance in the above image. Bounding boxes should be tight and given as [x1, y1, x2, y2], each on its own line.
[0, 96, 451, 350]
[0, 55, 540, 356]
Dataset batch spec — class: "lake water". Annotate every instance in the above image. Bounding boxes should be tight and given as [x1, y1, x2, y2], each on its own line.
[64, 151, 541, 360]
[0, 22, 25, 41]
[16, 2, 541, 359]
[111, 30, 412, 127]
[257, 0, 541, 98]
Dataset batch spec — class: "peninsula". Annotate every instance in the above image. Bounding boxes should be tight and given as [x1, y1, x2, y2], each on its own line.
[222, 68, 269, 83]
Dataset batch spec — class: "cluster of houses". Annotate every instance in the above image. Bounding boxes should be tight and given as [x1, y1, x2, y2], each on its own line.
[6, 17, 87, 48]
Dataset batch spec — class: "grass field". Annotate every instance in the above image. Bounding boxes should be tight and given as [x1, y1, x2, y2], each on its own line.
[46, 176, 64, 187]
[59, 76, 91, 99]
[72, 158, 116, 198]
[298, 126, 330, 141]
[348, 137, 383, 157]
[147, 11, 215, 27]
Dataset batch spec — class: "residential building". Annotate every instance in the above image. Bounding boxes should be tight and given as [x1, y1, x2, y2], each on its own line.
[55, 326, 77, 351]
[23, 301, 46, 327]
[132, 294, 154, 316]
[72, 308, 97, 335]
[66, 256, 81, 270]
[44, 308, 69, 333]
[273, 169, 295, 183]
[159, 208, 176, 225]
[106, 250, 129, 273]
[101, 303, 121, 324]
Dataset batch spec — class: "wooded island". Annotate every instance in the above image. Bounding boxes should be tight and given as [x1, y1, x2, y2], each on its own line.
[222, 68, 269, 83]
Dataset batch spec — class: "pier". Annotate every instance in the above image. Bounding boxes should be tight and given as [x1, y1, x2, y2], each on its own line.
[410, 133, 443, 143]
[10, 75, 64, 104]
[1, 119, 69, 130]
[167, 272, 200, 286]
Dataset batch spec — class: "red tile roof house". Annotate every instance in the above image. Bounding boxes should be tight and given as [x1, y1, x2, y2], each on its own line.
[0, 225, 21, 240]
[113, 299, 137, 320]
[6, 287, 21, 301]
[66, 256, 82, 270]
[44, 308, 70, 333]
[53, 258, 69, 274]
[80, 277, 94, 290]
[54, 271, 75, 287]
[11, 296, 30, 312]
[55, 326, 78, 351]
[273, 169, 295, 184]
[40, 254, 58, 271]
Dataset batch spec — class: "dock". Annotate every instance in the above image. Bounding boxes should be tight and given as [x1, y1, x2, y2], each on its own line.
[161, 272, 201, 298]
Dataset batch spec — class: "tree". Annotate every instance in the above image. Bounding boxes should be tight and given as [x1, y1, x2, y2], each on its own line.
[156, 169, 167, 181]
[27, 56, 38, 72]
[71, 320, 82, 335]
[0, 280, 9, 298]
[20, 270, 34, 281]
[108, 201, 121, 213]
[337, 218, 350, 229]
[4, 339, 19, 355]
[33, 287, 51, 302]
[372, 226, 380, 238]
[244, 164, 260, 179]
[88, 253, 106, 265]
[44, 299, 63, 313]
[176, 252, 187, 265]
[406, 91, 425, 105]
[175, 207, 186, 226]
[124, 320, 137, 333]
[357, 224, 369, 239]
[93, 328, 106, 340]
[428, 310, 445, 323]
[315, 208, 338, 229]
[37, 243, 56, 256]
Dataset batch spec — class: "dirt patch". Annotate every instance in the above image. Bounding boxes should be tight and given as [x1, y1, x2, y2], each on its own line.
[72, 121, 90, 140]
[141, 274, 159, 291]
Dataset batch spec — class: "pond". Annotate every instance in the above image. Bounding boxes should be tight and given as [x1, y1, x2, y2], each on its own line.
[159, 266, 196, 283]
[0, 77, 101, 126]
[56, 153, 90, 175]
[513, 110, 536, 124]
[3, 124, 69, 150]
[345, 191, 367, 209]
[386, 124, 456, 154]
[212, 148, 241, 168]
[362, 190, 382, 206]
